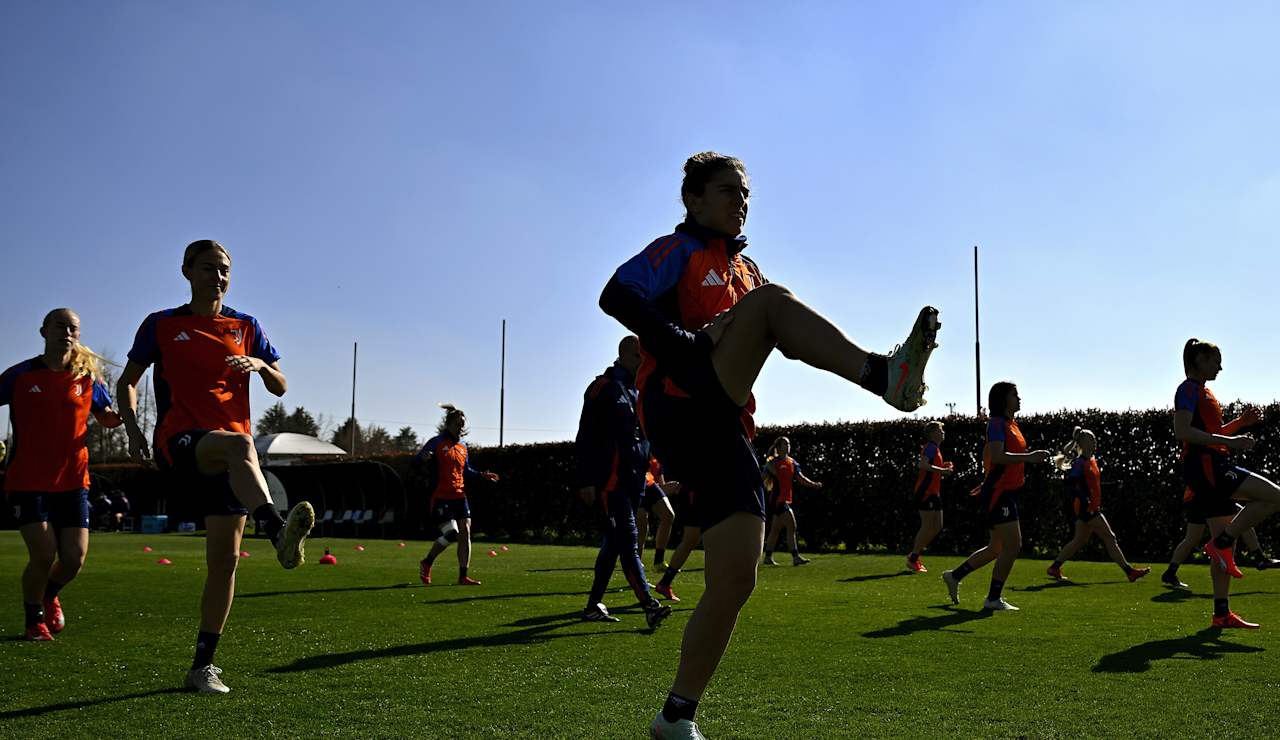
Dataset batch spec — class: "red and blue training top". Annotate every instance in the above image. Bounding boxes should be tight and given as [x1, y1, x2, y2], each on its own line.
[0, 358, 112, 492]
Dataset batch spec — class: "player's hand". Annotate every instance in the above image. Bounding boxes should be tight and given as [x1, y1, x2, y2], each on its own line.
[699, 310, 734, 346]
[127, 429, 152, 464]
[1228, 435, 1257, 451]
[1240, 406, 1264, 427]
[225, 355, 267, 374]
[812, 481, 824, 490]
[578, 486, 597, 506]
[941, 467, 955, 477]
[1030, 450, 1052, 464]
[482, 471, 500, 482]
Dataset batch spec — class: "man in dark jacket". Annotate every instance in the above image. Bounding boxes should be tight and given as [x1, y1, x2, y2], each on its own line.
[575, 335, 671, 628]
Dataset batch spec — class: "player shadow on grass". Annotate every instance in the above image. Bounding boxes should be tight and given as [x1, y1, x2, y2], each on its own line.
[1093, 628, 1265, 673]
[861, 605, 993, 638]
[525, 567, 704, 574]
[0, 687, 185, 720]
[1010, 580, 1090, 593]
[239, 583, 416, 599]
[268, 610, 635, 674]
[1150, 588, 1272, 604]
[839, 572, 912, 583]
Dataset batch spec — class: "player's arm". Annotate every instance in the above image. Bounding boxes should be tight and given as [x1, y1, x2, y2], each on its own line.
[225, 356, 287, 396]
[795, 471, 823, 490]
[1174, 409, 1253, 450]
[986, 441, 1050, 465]
[599, 240, 703, 360]
[1223, 405, 1263, 435]
[116, 360, 152, 462]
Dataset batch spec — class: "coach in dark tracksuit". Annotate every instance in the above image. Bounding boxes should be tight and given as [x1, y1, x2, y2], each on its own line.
[575, 335, 671, 628]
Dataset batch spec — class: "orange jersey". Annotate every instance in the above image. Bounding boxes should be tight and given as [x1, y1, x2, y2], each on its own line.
[416, 434, 481, 501]
[769, 456, 800, 505]
[1066, 456, 1102, 514]
[0, 358, 112, 492]
[645, 457, 662, 488]
[913, 442, 944, 499]
[1174, 379, 1227, 457]
[127, 306, 279, 455]
[972, 416, 1027, 510]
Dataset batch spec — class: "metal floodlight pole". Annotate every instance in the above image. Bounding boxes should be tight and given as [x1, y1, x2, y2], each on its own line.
[974, 246, 982, 416]
[350, 341, 358, 455]
[499, 320, 506, 449]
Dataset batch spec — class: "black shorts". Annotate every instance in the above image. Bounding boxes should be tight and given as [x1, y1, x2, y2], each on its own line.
[9, 489, 91, 529]
[431, 497, 471, 525]
[641, 351, 765, 532]
[1181, 454, 1248, 525]
[978, 486, 1021, 526]
[160, 430, 249, 518]
[916, 494, 942, 512]
[770, 500, 793, 517]
[640, 484, 668, 513]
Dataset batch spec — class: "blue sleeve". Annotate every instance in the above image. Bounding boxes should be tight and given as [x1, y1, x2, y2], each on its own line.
[127, 313, 161, 368]
[1068, 458, 1084, 478]
[1174, 382, 1198, 413]
[793, 461, 803, 478]
[249, 317, 281, 363]
[987, 419, 1006, 443]
[923, 443, 938, 461]
[462, 447, 484, 481]
[0, 365, 18, 407]
[574, 380, 623, 489]
[599, 237, 711, 361]
[414, 436, 441, 463]
[91, 381, 112, 412]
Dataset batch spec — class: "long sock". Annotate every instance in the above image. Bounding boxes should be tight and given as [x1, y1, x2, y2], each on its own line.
[1051, 560, 1064, 569]
[791, 547, 801, 557]
[1213, 598, 1229, 618]
[908, 552, 919, 563]
[987, 578, 1005, 601]
[24, 603, 44, 629]
[192, 631, 221, 669]
[662, 692, 698, 723]
[459, 566, 468, 580]
[763, 549, 773, 559]
[659, 565, 680, 588]
[952, 561, 975, 582]
[857, 354, 889, 395]
[255, 504, 287, 544]
[45, 579, 66, 600]
[1119, 563, 1134, 576]
[1165, 563, 1179, 576]
[1213, 532, 1235, 550]
[654, 548, 665, 565]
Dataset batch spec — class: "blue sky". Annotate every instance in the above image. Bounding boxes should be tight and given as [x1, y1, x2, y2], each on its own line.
[3, 2, 1278, 446]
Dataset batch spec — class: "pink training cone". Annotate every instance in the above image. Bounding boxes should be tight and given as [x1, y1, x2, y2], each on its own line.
[398, 542, 406, 548]
[488, 550, 498, 557]
[500, 545, 510, 552]
[156, 558, 172, 565]
[143, 546, 153, 553]
[239, 551, 251, 558]
[355, 545, 366, 552]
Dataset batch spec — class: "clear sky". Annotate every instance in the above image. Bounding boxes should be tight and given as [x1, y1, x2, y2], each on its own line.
[3, 2, 1278, 446]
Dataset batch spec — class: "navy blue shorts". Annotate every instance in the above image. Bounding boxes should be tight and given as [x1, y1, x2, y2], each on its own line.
[1182, 453, 1248, 524]
[916, 495, 942, 512]
[640, 484, 668, 513]
[978, 486, 1021, 526]
[10, 489, 90, 529]
[641, 350, 765, 532]
[431, 497, 471, 525]
[160, 430, 249, 518]
[770, 500, 793, 517]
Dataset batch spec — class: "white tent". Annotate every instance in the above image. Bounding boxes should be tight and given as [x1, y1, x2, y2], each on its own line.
[255, 433, 348, 465]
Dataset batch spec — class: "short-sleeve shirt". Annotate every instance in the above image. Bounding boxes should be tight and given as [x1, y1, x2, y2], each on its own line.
[127, 305, 279, 456]
[914, 442, 944, 499]
[1067, 456, 1102, 513]
[771, 456, 802, 505]
[0, 357, 112, 492]
[416, 434, 478, 501]
[1174, 379, 1226, 457]
[983, 416, 1027, 493]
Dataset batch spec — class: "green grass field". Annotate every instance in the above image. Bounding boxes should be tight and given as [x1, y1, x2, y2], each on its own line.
[2, 531, 1279, 738]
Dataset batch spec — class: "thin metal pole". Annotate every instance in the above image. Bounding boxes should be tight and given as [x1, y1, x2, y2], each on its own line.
[350, 341, 358, 455]
[499, 320, 506, 449]
[974, 246, 982, 416]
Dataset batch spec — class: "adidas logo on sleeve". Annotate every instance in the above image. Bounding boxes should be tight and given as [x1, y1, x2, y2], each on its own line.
[701, 269, 726, 287]
[174, 331, 191, 342]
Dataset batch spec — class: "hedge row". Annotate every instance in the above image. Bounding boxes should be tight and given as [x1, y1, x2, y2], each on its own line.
[12, 404, 1278, 563]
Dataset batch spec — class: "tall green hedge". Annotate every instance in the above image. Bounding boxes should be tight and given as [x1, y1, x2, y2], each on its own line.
[37, 403, 1280, 563]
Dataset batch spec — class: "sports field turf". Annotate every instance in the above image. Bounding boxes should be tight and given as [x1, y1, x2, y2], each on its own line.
[2, 532, 1279, 738]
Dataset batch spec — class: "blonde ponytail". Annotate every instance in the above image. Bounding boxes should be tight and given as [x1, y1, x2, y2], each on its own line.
[67, 343, 116, 380]
[1053, 426, 1095, 471]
